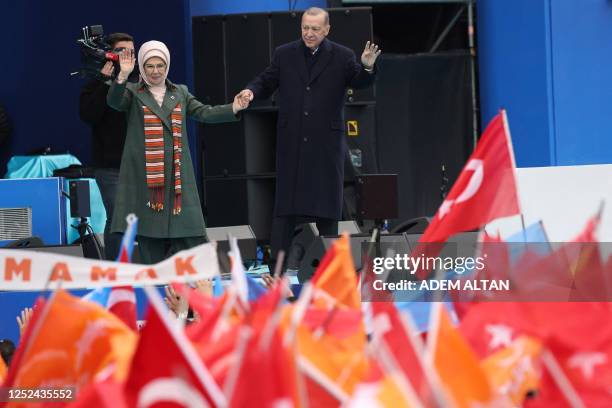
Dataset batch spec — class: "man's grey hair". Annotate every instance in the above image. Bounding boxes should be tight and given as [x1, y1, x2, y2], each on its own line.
[303, 7, 330, 25]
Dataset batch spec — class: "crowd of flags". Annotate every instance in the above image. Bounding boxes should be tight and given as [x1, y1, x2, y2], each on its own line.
[1, 110, 611, 407]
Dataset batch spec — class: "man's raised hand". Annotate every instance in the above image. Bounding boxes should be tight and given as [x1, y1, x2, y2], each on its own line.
[361, 41, 381, 69]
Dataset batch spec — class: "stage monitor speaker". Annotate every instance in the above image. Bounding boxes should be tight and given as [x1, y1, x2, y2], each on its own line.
[297, 231, 480, 283]
[5, 236, 43, 248]
[68, 180, 91, 218]
[11, 243, 83, 257]
[391, 216, 432, 234]
[297, 232, 410, 283]
[286, 220, 361, 270]
[207, 225, 257, 260]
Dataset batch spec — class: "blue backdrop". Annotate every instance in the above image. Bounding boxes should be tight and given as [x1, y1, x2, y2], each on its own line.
[477, 0, 612, 167]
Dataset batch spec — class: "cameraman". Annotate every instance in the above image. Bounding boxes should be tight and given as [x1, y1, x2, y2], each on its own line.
[79, 32, 136, 261]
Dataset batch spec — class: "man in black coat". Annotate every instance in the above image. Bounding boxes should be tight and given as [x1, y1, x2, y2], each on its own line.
[239, 7, 381, 272]
[79, 32, 136, 260]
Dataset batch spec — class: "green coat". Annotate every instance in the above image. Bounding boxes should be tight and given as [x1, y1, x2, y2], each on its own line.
[107, 80, 237, 238]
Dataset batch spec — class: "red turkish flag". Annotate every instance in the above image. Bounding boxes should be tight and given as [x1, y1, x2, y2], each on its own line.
[420, 110, 520, 243]
[371, 302, 443, 406]
[124, 287, 226, 408]
[108, 286, 138, 331]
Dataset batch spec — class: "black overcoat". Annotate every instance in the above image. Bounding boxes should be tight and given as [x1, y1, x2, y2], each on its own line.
[247, 38, 375, 220]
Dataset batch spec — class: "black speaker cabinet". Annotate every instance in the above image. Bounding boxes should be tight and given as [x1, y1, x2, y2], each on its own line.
[297, 231, 479, 284]
[327, 7, 375, 103]
[12, 243, 84, 257]
[203, 178, 275, 241]
[192, 15, 226, 105]
[225, 13, 271, 107]
[201, 110, 277, 177]
[270, 11, 301, 50]
[298, 232, 410, 283]
[68, 180, 91, 218]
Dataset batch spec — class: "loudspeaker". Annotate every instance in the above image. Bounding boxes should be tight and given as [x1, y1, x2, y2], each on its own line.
[68, 180, 91, 218]
[201, 110, 278, 177]
[391, 216, 432, 234]
[207, 225, 257, 260]
[298, 232, 410, 283]
[6, 236, 44, 248]
[270, 11, 301, 52]
[327, 7, 375, 103]
[192, 15, 226, 105]
[11, 243, 83, 257]
[286, 220, 361, 270]
[297, 231, 480, 283]
[225, 13, 272, 107]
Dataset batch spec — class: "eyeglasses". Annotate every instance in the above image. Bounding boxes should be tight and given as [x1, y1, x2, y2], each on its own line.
[144, 63, 167, 72]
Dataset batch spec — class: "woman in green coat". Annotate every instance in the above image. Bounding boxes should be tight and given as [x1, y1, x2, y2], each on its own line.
[107, 40, 249, 264]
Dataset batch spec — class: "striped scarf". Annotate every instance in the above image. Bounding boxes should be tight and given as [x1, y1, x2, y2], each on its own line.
[143, 104, 183, 215]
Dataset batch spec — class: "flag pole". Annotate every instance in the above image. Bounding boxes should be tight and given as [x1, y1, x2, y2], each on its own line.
[541, 349, 585, 408]
[501, 109, 523, 216]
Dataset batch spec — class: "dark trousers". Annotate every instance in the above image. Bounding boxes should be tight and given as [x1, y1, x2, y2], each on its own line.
[270, 215, 337, 273]
[95, 168, 122, 261]
[137, 235, 207, 265]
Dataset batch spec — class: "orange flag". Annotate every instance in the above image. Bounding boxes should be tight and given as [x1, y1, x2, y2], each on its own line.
[8, 290, 137, 393]
[349, 362, 417, 408]
[428, 304, 501, 408]
[0, 355, 7, 383]
[295, 304, 369, 406]
[311, 233, 360, 309]
[482, 336, 542, 406]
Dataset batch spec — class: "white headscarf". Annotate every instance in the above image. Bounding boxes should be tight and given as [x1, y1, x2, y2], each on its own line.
[138, 40, 171, 106]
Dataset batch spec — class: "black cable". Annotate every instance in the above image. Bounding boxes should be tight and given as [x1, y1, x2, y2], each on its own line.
[85, 223, 104, 260]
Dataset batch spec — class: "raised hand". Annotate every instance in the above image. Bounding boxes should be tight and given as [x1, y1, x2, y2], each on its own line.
[164, 285, 188, 319]
[361, 41, 381, 69]
[117, 48, 135, 82]
[16, 307, 33, 336]
[100, 61, 115, 78]
[261, 274, 295, 299]
[194, 279, 213, 297]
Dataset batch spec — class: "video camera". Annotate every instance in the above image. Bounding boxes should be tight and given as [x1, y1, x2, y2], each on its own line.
[71, 25, 121, 80]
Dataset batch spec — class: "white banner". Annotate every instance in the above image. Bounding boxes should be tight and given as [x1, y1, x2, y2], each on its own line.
[0, 242, 220, 291]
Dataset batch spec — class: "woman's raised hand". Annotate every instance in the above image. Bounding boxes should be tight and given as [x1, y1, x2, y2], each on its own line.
[117, 48, 135, 83]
